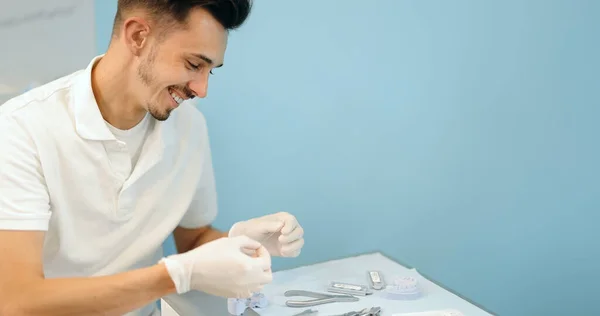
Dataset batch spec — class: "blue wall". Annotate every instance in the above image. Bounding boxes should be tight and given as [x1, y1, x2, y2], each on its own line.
[95, 1, 600, 315]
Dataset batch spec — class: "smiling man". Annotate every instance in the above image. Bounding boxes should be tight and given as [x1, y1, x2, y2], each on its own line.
[0, 1, 304, 316]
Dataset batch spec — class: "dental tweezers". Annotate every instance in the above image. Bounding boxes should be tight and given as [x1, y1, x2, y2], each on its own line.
[284, 290, 359, 307]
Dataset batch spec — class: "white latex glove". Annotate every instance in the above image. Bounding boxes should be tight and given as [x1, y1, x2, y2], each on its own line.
[159, 236, 272, 298]
[228, 212, 305, 257]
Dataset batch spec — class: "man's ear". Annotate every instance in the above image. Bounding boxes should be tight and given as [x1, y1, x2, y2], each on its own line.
[121, 16, 151, 56]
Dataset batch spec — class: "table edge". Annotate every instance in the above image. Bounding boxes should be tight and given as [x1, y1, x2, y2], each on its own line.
[376, 250, 498, 316]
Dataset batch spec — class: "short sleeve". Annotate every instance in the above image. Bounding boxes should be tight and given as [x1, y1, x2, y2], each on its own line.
[178, 121, 218, 229]
[0, 116, 51, 230]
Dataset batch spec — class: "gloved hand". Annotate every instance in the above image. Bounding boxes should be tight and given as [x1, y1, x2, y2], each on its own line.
[159, 236, 272, 298]
[228, 212, 304, 257]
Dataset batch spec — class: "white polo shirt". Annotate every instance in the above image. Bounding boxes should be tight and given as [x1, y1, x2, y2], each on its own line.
[0, 56, 218, 316]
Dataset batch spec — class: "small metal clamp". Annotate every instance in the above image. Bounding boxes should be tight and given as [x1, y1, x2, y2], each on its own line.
[284, 290, 359, 307]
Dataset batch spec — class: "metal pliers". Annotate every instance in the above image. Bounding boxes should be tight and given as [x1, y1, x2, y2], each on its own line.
[332, 306, 382, 316]
[284, 290, 359, 307]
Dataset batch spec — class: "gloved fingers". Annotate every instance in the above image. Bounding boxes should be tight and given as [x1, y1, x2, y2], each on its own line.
[233, 254, 272, 297]
[281, 249, 301, 258]
[260, 220, 285, 234]
[258, 269, 274, 285]
[280, 237, 304, 257]
[233, 289, 255, 299]
[250, 263, 273, 287]
[231, 235, 262, 251]
[278, 213, 299, 235]
[241, 247, 257, 257]
[240, 273, 271, 297]
[278, 224, 303, 244]
[244, 244, 272, 271]
[227, 221, 246, 237]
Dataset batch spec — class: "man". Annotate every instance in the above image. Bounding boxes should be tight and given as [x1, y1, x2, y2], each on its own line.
[0, 1, 305, 315]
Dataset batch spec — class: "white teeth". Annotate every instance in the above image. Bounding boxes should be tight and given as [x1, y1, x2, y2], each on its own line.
[170, 90, 184, 105]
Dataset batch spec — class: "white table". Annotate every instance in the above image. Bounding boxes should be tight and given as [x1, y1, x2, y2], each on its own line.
[161, 252, 494, 316]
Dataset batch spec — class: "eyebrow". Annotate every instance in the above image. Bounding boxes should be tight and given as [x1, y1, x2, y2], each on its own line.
[192, 53, 223, 68]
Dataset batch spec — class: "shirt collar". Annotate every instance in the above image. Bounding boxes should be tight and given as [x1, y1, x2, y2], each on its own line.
[70, 55, 175, 149]
[71, 54, 116, 141]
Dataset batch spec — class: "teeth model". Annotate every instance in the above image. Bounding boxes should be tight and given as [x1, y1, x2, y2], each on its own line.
[384, 276, 422, 300]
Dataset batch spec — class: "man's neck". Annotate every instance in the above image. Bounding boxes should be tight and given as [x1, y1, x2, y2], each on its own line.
[91, 50, 147, 130]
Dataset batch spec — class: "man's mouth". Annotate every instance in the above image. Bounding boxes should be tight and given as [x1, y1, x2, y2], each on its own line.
[168, 87, 185, 105]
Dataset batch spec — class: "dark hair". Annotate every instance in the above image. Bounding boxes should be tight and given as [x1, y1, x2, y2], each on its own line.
[113, 0, 252, 36]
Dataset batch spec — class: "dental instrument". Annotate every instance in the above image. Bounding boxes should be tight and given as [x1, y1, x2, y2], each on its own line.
[327, 281, 373, 296]
[284, 290, 359, 307]
[391, 309, 464, 316]
[367, 306, 383, 315]
[332, 307, 368, 316]
[331, 306, 382, 316]
[241, 307, 262, 316]
[291, 309, 319, 316]
[366, 271, 385, 290]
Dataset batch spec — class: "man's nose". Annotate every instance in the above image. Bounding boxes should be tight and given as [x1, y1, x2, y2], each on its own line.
[188, 77, 208, 99]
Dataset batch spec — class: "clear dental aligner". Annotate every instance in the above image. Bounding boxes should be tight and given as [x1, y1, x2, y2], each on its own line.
[227, 293, 268, 315]
[227, 298, 247, 316]
[248, 292, 268, 308]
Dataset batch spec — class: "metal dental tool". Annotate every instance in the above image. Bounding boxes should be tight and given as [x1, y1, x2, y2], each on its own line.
[241, 307, 261, 316]
[284, 290, 359, 307]
[332, 306, 382, 316]
[327, 281, 373, 296]
[291, 309, 319, 316]
[366, 306, 383, 316]
[391, 310, 463, 316]
[331, 308, 368, 316]
[367, 271, 385, 290]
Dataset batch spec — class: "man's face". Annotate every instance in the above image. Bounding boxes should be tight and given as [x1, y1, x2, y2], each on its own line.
[132, 8, 228, 121]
